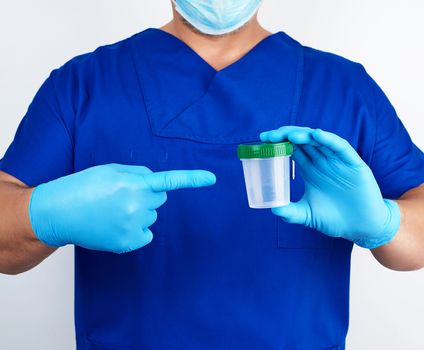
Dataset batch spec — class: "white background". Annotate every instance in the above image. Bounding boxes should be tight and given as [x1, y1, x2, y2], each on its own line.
[1, 1, 423, 349]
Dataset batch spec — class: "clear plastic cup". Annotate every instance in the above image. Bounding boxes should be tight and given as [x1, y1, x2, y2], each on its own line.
[237, 142, 293, 209]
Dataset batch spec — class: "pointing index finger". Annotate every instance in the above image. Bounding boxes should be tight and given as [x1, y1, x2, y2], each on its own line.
[145, 170, 217, 192]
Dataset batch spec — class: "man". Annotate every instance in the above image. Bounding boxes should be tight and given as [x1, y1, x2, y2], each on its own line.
[1, 1, 423, 349]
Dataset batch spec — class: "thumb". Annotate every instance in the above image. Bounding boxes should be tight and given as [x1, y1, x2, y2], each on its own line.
[271, 201, 309, 226]
[145, 170, 217, 192]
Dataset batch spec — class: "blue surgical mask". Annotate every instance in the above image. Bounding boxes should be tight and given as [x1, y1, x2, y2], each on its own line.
[173, 0, 262, 36]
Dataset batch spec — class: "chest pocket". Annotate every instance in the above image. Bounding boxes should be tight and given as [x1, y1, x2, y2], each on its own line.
[277, 168, 335, 250]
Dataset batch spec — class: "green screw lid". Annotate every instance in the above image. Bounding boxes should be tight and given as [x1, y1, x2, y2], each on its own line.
[237, 142, 293, 159]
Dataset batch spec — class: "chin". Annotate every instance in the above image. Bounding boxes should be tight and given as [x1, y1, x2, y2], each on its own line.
[180, 16, 251, 38]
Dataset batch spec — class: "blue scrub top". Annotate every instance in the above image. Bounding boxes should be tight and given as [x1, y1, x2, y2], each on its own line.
[1, 29, 424, 350]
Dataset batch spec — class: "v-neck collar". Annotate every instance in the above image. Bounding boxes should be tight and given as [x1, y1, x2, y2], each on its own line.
[150, 28, 281, 74]
[129, 28, 304, 145]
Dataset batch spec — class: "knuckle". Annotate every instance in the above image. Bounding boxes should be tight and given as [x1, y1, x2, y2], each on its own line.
[110, 176, 123, 187]
[159, 191, 168, 205]
[142, 229, 154, 244]
[103, 163, 120, 174]
[144, 210, 158, 228]
[129, 230, 153, 251]
[96, 164, 117, 179]
[117, 209, 136, 231]
[340, 138, 351, 149]
[139, 166, 153, 174]
[124, 208, 140, 229]
[137, 174, 151, 190]
[150, 210, 158, 223]
[150, 210, 158, 225]
[314, 128, 323, 136]
[125, 201, 140, 216]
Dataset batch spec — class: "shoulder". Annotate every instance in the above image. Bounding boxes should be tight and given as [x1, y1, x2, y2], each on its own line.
[302, 44, 370, 85]
[50, 32, 140, 83]
[297, 42, 379, 105]
[42, 32, 142, 121]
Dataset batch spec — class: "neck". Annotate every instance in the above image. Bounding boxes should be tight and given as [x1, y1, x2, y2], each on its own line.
[160, 11, 271, 71]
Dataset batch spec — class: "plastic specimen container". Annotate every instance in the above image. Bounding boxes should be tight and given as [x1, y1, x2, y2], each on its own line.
[237, 142, 293, 209]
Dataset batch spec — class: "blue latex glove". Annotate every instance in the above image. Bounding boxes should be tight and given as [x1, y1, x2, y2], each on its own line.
[260, 126, 401, 249]
[29, 164, 216, 253]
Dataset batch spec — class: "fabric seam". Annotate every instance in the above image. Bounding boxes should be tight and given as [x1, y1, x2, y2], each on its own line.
[49, 72, 76, 152]
[289, 42, 305, 125]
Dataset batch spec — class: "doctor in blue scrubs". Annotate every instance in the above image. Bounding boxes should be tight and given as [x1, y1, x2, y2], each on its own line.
[1, 1, 424, 349]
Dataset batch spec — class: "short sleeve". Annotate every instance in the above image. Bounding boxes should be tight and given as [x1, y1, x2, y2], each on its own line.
[366, 71, 424, 199]
[0, 71, 74, 187]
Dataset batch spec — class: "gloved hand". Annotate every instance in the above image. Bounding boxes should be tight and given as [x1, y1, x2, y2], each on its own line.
[29, 164, 216, 253]
[260, 126, 401, 249]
